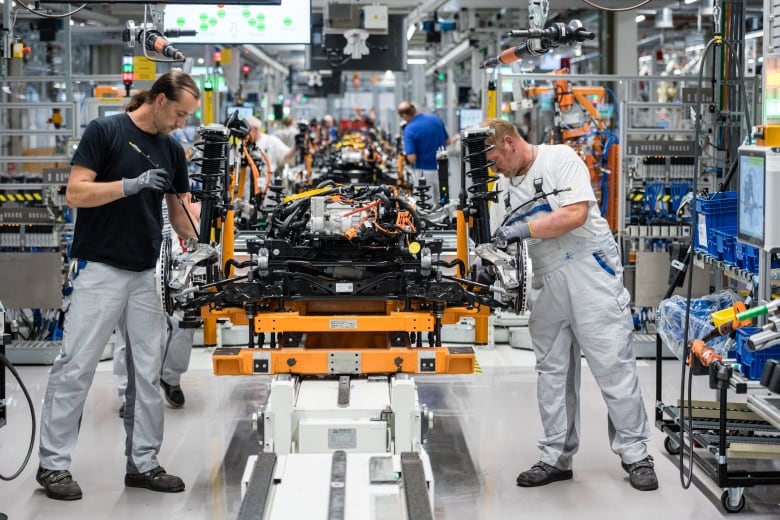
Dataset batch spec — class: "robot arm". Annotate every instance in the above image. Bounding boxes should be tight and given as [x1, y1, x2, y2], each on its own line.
[528, 0, 550, 54]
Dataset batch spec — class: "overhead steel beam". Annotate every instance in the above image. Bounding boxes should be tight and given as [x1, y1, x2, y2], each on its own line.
[406, 0, 451, 28]
[425, 37, 471, 76]
[242, 44, 289, 76]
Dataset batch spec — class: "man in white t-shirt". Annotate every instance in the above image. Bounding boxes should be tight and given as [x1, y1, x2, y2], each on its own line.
[243, 115, 296, 202]
[483, 118, 658, 493]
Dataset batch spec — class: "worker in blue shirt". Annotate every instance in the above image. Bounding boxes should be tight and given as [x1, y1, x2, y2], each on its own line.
[397, 101, 449, 207]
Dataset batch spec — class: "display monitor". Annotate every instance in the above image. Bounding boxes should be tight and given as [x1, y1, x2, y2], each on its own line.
[225, 104, 255, 122]
[737, 146, 766, 248]
[458, 108, 483, 131]
[163, 0, 311, 45]
[306, 13, 407, 72]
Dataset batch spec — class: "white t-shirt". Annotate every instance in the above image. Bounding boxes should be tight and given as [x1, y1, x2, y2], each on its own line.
[256, 133, 291, 172]
[490, 144, 610, 240]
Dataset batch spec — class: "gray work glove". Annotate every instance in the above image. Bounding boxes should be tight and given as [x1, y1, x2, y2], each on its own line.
[122, 168, 170, 197]
[493, 221, 532, 247]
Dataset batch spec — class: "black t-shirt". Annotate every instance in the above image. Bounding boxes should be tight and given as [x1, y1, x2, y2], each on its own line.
[70, 113, 189, 271]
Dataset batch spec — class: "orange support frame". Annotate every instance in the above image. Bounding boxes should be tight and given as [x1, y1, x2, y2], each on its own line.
[212, 345, 476, 376]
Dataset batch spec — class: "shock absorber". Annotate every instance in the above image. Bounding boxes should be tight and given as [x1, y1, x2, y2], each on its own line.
[414, 178, 433, 211]
[436, 146, 449, 206]
[192, 124, 229, 245]
[461, 126, 498, 244]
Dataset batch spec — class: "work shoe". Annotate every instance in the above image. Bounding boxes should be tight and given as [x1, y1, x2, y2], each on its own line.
[118, 402, 125, 418]
[516, 461, 573, 487]
[36, 466, 83, 501]
[125, 466, 185, 493]
[161, 380, 185, 407]
[622, 456, 659, 491]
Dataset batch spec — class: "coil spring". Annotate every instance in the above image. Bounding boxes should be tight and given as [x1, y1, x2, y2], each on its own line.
[414, 179, 433, 211]
[191, 126, 229, 202]
[462, 131, 496, 205]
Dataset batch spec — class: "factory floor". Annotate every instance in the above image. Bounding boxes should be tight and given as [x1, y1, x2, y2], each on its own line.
[2, 341, 780, 519]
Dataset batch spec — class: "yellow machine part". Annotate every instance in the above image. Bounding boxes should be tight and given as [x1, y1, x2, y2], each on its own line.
[756, 125, 780, 147]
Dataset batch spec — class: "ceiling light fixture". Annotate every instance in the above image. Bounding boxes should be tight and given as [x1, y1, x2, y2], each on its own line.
[407, 23, 416, 41]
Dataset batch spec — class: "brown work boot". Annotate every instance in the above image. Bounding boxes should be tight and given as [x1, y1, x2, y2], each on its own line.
[125, 466, 185, 493]
[516, 461, 573, 487]
[36, 466, 83, 500]
[622, 456, 659, 491]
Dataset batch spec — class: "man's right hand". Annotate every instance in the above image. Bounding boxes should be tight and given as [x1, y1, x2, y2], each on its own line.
[122, 168, 170, 197]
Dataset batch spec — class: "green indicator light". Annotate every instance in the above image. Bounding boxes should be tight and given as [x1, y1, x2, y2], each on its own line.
[217, 10, 226, 18]
[200, 23, 209, 31]
[209, 18, 217, 26]
[257, 13, 265, 21]
[195, 110, 201, 119]
[248, 19, 256, 26]
[257, 23, 266, 31]
[283, 17, 292, 26]
[242, 9, 251, 18]
[199, 13, 208, 21]
[176, 17, 186, 27]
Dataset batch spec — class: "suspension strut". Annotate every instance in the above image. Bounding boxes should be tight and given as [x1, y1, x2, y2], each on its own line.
[461, 127, 498, 244]
[192, 124, 230, 245]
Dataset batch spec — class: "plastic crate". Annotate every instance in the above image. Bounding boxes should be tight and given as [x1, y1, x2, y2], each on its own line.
[694, 192, 737, 252]
[735, 326, 780, 379]
[735, 242, 760, 274]
[714, 228, 737, 264]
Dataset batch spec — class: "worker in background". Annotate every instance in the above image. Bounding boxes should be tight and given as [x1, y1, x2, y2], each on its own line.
[483, 118, 658, 492]
[244, 115, 296, 201]
[397, 101, 449, 207]
[36, 70, 200, 501]
[114, 197, 201, 417]
[323, 114, 339, 144]
[273, 115, 298, 148]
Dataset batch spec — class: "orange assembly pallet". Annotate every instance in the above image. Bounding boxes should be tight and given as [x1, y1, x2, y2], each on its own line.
[212, 343, 476, 376]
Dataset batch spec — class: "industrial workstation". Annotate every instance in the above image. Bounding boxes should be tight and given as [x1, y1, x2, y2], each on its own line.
[2, 0, 780, 518]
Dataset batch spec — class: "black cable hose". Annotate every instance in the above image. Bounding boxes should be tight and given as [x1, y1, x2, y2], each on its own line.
[673, 32, 753, 490]
[0, 352, 36, 482]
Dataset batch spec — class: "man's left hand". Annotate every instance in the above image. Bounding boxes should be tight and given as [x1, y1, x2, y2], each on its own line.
[494, 221, 531, 245]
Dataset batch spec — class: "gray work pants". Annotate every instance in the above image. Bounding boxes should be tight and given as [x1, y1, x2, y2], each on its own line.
[114, 310, 194, 402]
[39, 261, 167, 474]
[527, 234, 651, 470]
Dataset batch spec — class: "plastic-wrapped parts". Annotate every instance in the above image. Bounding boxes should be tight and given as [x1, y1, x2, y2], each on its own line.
[657, 290, 740, 360]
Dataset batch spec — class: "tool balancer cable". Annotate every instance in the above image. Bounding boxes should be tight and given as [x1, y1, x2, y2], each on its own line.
[0, 352, 36, 482]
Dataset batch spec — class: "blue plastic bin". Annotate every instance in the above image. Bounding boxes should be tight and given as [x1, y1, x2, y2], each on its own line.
[694, 192, 737, 253]
[735, 326, 780, 379]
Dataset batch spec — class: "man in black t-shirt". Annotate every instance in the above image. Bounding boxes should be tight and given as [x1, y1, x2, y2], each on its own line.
[36, 70, 200, 501]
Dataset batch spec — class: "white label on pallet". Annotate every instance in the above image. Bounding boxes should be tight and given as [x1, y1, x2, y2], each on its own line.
[330, 320, 358, 329]
[328, 428, 357, 449]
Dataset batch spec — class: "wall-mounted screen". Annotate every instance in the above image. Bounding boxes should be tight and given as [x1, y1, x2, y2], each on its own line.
[225, 105, 255, 121]
[458, 108, 483, 131]
[163, 0, 311, 45]
[306, 13, 407, 72]
[737, 147, 766, 247]
[70, 0, 280, 3]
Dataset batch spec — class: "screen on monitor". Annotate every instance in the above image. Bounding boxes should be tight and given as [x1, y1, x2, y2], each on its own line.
[226, 105, 255, 122]
[737, 148, 765, 247]
[100, 107, 124, 118]
[164, 0, 311, 45]
[458, 108, 483, 131]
